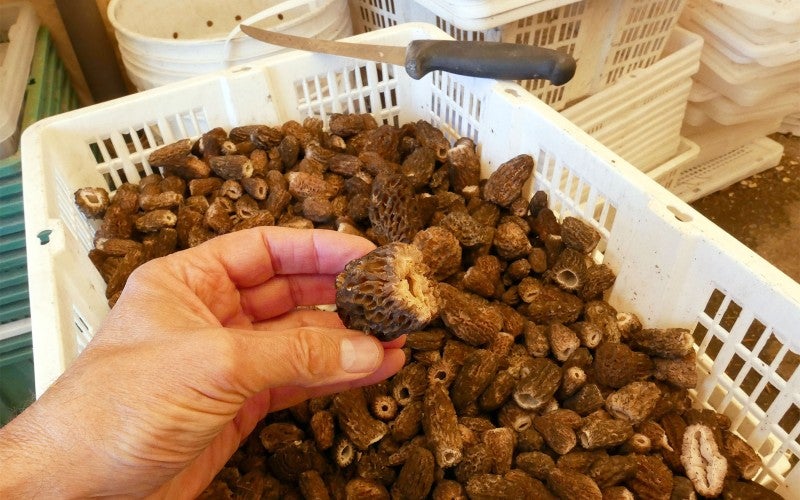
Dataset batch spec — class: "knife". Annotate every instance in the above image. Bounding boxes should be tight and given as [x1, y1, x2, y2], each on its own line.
[240, 24, 576, 85]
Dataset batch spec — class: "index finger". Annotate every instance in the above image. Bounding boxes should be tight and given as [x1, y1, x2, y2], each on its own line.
[177, 227, 376, 288]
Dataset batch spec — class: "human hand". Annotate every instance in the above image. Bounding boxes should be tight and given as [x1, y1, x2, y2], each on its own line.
[0, 227, 405, 498]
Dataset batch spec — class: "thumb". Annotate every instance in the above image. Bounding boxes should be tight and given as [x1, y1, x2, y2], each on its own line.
[230, 327, 388, 393]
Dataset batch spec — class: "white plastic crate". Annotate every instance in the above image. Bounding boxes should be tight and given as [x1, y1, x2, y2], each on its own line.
[780, 112, 800, 137]
[409, 0, 578, 31]
[0, 1, 39, 159]
[695, 59, 800, 108]
[681, 115, 784, 165]
[680, 2, 800, 67]
[21, 23, 800, 496]
[349, 0, 687, 111]
[709, 0, 800, 28]
[647, 136, 699, 187]
[562, 26, 701, 172]
[709, 1, 800, 45]
[688, 80, 718, 102]
[661, 136, 785, 203]
[694, 39, 800, 88]
[692, 91, 800, 127]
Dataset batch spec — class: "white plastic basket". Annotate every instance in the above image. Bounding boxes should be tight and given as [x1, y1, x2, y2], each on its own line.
[349, 0, 687, 111]
[680, 1, 800, 67]
[660, 136, 785, 203]
[695, 58, 800, 107]
[408, 0, 578, 32]
[695, 40, 800, 87]
[710, 1, 800, 44]
[682, 115, 784, 165]
[710, 0, 800, 26]
[0, 1, 39, 160]
[688, 80, 718, 102]
[780, 112, 800, 137]
[647, 136, 699, 187]
[21, 23, 800, 496]
[692, 91, 800, 127]
[562, 26, 701, 173]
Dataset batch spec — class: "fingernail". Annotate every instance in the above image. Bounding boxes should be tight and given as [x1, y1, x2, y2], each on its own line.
[340, 336, 381, 373]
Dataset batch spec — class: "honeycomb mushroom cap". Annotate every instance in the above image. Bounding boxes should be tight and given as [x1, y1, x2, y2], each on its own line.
[336, 243, 441, 341]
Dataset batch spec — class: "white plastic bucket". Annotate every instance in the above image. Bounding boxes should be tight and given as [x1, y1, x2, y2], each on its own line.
[108, 0, 352, 89]
[123, 9, 352, 90]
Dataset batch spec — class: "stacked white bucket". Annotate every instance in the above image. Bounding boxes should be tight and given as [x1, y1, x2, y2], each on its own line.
[672, 0, 800, 199]
[0, 2, 38, 159]
[108, 0, 353, 91]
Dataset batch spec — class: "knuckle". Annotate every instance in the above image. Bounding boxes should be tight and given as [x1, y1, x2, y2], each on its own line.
[125, 259, 166, 290]
[288, 329, 339, 381]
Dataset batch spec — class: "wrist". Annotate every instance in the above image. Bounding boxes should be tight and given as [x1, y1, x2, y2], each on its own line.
[0, 401, 92, 498]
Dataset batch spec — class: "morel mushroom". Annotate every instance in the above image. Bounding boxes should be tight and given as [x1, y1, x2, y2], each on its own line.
[336, 242, 441, 341]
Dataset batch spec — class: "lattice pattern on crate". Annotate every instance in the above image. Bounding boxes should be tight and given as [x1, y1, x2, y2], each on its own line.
[502, 1, 588, 109]
[662, 137, 783, 202]
[62, 109, 210, 256]
[693, 287, 800, 490]
[600, 0, 686, 87]
[351, 0, 402, 32]
[533, 151, 616, 261]
[294, 63, 400, 126]
[84, 109, 210, 193]
[55, 168, 96, 254]
[429, 71, 482, 145]
[434, 17, 489, 42]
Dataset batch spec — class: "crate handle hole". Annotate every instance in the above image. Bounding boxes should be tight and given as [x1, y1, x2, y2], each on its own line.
[37, 229, 52, 245]
[667, 205, 692, 222]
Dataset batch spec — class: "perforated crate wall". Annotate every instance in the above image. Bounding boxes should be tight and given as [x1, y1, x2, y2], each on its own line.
[349, 0, 687, 110]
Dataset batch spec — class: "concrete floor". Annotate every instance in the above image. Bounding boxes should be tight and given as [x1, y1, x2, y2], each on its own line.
[692, 133, 800, 282]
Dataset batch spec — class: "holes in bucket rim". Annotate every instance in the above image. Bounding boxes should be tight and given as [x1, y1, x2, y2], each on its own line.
[172, 32, 179, 39]
[235, 14, 242, 21]
[206, 20, 213, 27]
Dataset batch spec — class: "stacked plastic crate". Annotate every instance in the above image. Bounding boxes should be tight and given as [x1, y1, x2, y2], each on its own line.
[350, 0, 688, 111]
[0, 6, 80, 423]
[781, 114, 800, 136]
[664, 0, 800, 202]
[349, 0, 706, 184]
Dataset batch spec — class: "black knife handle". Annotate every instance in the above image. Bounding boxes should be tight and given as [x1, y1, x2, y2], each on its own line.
[405, 39, 576, 85]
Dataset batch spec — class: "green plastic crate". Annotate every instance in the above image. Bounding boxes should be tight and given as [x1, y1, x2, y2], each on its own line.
[0, 331, 34, 426]
[0, 27, 78, 424]
[0, 27, 79, 326]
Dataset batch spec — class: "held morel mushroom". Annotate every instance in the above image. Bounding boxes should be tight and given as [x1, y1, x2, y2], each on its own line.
[74, 114, 776, 499]
[335, 242, 441, 341]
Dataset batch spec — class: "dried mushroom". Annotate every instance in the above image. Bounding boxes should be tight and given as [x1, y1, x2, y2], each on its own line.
[74, 113, 776, 499]
[335, 243, 441, 341]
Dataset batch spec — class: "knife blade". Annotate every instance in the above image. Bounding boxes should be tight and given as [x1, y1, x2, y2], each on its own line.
[240, 24, 576, 85]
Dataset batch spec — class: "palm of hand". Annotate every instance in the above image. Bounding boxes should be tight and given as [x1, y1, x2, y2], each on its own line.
[29, 228, 403, 498]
